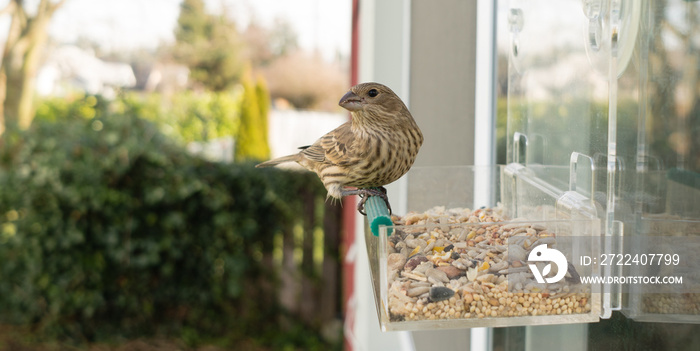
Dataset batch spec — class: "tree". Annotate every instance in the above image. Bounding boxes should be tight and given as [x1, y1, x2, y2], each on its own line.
[235, 70, 270, 162]
[255, 74, 270, 139]
[264, 51, 347, 111]
[0, 0, 67, 135]
[172, 0, 244, 91]
[242, 18, 299, 67]
[267, 18, 299, 58]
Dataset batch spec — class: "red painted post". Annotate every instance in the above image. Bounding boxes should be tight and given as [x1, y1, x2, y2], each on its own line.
[342, 1, 360, 350]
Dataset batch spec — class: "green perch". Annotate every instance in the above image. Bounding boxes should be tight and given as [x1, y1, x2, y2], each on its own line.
[365, 195, 394, 236]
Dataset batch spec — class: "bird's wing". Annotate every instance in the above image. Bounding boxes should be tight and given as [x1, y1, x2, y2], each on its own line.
[300, 121, 355, 165]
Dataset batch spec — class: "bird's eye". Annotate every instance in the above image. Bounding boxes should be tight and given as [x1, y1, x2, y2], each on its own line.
[368, 89, 379, 97]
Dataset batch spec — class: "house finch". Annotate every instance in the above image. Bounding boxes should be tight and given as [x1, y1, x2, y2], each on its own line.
[256, 82, 423, 215]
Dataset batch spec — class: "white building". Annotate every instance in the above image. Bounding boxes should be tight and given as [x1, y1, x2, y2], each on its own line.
[37, 45, 136, 98]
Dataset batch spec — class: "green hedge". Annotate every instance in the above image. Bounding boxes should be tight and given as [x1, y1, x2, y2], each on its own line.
[35, 91, 243, 145]
[0, 114, 331, 348]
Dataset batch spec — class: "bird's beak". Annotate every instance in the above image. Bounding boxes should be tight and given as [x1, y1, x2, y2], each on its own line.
[339, 91, 362, 111]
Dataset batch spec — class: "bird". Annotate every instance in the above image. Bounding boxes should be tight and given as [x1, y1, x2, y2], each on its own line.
[256, 82, 423, 215]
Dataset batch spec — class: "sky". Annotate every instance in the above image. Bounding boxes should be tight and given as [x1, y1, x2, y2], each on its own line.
[16, 0, 351, 61]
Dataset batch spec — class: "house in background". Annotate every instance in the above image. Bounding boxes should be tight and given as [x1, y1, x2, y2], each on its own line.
[139, 62, 190, 94]
[37, 45, 136, 99]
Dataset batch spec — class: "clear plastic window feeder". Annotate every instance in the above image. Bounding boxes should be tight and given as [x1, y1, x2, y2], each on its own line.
[363, 0, 700, 332]
[364, 166, 609, 331]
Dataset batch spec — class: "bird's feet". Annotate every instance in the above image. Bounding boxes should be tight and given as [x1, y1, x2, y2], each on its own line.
[342, 187, 392, 216]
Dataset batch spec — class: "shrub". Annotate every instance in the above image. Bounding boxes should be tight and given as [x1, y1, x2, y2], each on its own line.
[122, 90, 243, 144]
[235, 72, 271, 162]
[35, 90, 243, 145]
[0, 113, 332, 348]
[263, 51, 347, 111]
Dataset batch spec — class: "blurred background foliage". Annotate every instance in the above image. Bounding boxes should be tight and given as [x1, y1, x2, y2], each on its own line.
[171, 0, 245, 92]
[0, 0, 346, 349]
[235, 72, 271, 162]
[0, 106, 337, 349]
[35, 91, 242, 145]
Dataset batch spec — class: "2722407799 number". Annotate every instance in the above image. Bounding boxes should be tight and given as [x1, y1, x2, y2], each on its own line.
[597, 253, 680, 266]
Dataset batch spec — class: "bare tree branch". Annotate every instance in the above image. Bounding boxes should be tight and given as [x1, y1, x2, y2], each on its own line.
[14, 0, 28, 30]
[39, 0, 67, 16]
[0, 1, 16, 16]
[1, 0, 66, 131]
[49, 0, 67, 12]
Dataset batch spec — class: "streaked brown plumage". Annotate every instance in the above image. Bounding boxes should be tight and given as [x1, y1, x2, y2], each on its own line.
[256, 82, 423, 213]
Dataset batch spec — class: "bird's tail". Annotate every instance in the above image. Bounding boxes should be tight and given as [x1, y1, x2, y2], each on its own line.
[255, 154, 300, 168]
